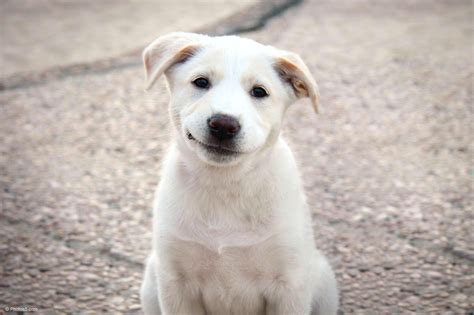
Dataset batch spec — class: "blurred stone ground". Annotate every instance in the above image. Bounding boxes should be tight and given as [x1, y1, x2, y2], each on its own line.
[0, 0, 473, 314]
[0, 0, 257, 77]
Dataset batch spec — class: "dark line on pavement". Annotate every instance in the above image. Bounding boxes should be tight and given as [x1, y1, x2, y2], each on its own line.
[0, 0, 303, 92]
[221, 0, 303, 35]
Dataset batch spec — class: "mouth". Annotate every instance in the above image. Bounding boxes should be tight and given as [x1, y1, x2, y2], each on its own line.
[187, 131, 240, 156]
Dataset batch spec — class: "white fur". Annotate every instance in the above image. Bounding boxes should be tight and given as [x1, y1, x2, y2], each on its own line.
[140, 32, 338, 315]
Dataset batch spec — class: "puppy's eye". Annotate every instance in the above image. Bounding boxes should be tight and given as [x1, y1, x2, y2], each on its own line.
[250, 86, 269, 98]
[192, 77, 210, 89]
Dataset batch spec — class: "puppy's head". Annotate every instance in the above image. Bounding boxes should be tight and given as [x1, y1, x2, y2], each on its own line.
[144, 32, 319, 167]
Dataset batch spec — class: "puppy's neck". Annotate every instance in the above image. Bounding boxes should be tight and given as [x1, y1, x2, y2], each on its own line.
[171, 140, 280, 227]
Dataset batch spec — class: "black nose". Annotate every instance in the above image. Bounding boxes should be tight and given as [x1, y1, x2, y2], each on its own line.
[207, 114, 241, 140]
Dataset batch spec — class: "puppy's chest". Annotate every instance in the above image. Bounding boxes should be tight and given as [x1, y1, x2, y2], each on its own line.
[162, 185, 279, 251]
[160, 191, 294, 283]
[168, 235, 289, 289]
[167, 217, 276, 252]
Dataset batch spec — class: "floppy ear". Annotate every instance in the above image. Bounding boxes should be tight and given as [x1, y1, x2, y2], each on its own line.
[143, 32, 207, 89]
[274, 53, 320, 113]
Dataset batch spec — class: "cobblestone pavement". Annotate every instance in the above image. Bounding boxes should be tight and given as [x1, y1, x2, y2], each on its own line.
[1, 0, 472, 314]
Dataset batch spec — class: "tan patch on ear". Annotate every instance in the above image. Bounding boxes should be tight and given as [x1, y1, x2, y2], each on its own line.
[293, 79, 309, 97]
[142, 33, 208, 89]
[175, 45, 201, 64]
[277, 57, 299, 73]
[274, 56, 319, 113]
[144, 44, 200, 90]
[275, 58, 309, 98]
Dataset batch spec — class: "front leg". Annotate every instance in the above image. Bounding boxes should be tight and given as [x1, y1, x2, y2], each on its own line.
[155, 234, 208, 314]
[265, 281, 312, 315]
[157, 277, 206, 315]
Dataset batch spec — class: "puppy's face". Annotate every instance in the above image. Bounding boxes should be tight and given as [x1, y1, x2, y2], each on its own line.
[144, 33, 319, 166]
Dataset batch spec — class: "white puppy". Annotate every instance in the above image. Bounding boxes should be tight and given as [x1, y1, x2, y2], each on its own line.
[140, 32, 338, 315]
